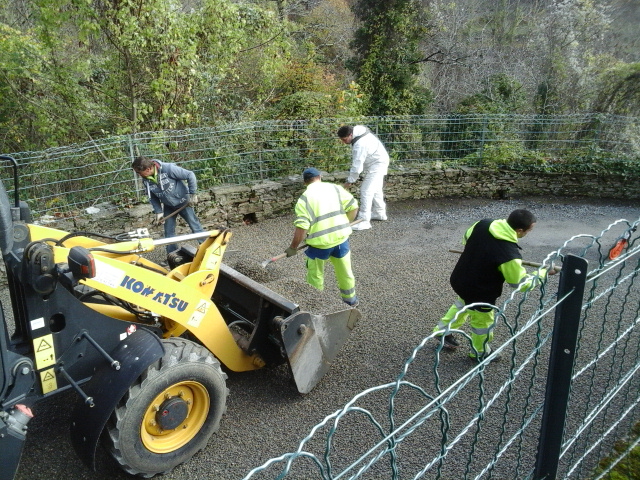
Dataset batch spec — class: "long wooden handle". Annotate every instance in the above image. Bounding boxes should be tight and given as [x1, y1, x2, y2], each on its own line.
[261, 218, 363, 267]
[155, 201, 190, 225]
[262, 243, 306, 266]
[448, 249, 549, 269]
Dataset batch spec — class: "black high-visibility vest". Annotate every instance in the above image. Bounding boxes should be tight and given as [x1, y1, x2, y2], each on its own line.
[450, 219, 522, 304]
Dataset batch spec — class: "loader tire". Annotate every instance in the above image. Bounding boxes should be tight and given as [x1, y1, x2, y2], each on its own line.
[104, 337, 228, 477]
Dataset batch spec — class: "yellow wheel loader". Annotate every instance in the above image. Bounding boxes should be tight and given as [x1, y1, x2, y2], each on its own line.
[0, 156, 360, 479]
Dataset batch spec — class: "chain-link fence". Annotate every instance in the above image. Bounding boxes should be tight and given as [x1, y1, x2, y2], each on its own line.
[1, 114, 638, 218]
[241, 220, 640, 479]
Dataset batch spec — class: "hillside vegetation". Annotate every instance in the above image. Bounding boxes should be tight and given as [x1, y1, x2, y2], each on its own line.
[0, 0, 639, 152]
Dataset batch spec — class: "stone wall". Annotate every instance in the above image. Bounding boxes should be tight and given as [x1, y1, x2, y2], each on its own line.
[59, 166, 640, 234]
[201, 166, 640, 226]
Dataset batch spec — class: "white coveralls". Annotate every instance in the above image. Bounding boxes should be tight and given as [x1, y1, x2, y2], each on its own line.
[346, 125, 389, 230]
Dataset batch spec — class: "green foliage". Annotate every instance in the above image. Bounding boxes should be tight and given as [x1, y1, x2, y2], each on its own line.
[263, 91, 332, 120]
[348, 0, 432, 116]
[334, 82, 366, 118]
[533, 0, 612, 115]
[0, 18, 107, 150]
[592, 422, 640, 480]
[275, 59, 336, 98]
[260, 67, 366, 120]
[76, 0, 214, 133]
[455, 141, 549, 170]
[295, 0, 354, 76]
[558, 147, 638, 175]
[591, 62, 640, 115]
[200, 2, 291, 121]
[443, 75, 527, 159]
[456, 74, 527, 115]
[0, 23, 45, 150]
[455, 141, 640, 177]
[0, 0, 294, 148]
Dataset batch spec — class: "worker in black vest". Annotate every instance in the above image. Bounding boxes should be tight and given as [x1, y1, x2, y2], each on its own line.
[433, 209, 557, 362]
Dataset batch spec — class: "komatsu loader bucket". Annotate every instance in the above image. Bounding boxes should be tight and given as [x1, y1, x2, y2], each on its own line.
[215, 264, 360, 393]
[278, 309, 360, 393]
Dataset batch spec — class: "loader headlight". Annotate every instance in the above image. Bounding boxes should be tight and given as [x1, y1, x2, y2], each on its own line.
[68, 246, 96, 279]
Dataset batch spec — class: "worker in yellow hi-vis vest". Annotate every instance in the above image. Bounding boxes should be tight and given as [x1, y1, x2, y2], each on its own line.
[285, 167, 360, 307]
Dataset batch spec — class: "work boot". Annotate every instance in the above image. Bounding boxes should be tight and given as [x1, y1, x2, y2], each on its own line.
[344, 297, 359, 308]
[434, 334, 459, 350]
[469, 345, 501, 363]
[443, 334, 460, 349]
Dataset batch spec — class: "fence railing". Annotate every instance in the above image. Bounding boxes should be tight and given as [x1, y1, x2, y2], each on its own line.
[1, 114, 638, 218]
[241, 220, 640, 479]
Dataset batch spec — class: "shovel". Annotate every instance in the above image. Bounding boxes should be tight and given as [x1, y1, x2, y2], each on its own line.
[449, 249, 560, 271]
[152, 201, 190, 227]
[261, 219, 363, 268]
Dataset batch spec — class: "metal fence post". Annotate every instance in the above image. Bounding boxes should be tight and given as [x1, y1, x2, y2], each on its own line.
[479, 116, 487, 162]
[128, 136, 141, 201]
[533, 254, 589, 479]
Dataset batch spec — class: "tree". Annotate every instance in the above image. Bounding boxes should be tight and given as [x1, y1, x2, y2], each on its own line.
[294, 0, 353, 76]
[422, 0, 548, 113]
[0, 15, 104, 150]
[576, 62, 640, 143]
[0, 23, 51, 150]
[456, 73, 527, 114]
[0, 0, 294, 147]
[591, 63, 640, 115]
[533, 0, 611, 114]
[348, 0, 432, 115]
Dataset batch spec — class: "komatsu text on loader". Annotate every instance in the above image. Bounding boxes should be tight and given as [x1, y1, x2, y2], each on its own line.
[0, 156, 360, 479]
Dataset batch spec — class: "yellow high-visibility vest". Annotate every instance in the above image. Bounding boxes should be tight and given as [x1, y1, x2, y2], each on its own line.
[294, 182, 358, 249]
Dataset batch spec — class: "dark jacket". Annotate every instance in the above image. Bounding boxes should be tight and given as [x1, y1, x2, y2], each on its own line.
[450, 218, 524, 305]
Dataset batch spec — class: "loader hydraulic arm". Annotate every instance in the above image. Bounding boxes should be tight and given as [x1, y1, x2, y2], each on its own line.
[73, 229, 267, 372]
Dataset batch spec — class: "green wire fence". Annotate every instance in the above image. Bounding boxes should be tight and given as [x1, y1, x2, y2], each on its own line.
[1, 114, 638, 218]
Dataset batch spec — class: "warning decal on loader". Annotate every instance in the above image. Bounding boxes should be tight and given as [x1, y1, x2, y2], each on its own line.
[33, 333, 56, 370]
[40, 368, 58, 394]
[187, 299, 209, 328]
[204, 246, 223, 270]
[92, 258, 126, 288]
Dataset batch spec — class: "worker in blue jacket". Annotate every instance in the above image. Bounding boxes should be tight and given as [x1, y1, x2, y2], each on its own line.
[132, 156, 204, 254]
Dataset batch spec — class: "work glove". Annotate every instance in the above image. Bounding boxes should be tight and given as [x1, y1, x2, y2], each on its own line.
[189, 194, 199, 206]
[154, 212, 163, 225]
[285, 247, 298, 257]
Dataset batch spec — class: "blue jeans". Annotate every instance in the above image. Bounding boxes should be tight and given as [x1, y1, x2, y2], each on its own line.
[163, 204, 204, 254]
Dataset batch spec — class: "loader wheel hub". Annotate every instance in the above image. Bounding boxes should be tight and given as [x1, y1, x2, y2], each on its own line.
[141, 380, 210, 454]
[156, 397, 189, 430]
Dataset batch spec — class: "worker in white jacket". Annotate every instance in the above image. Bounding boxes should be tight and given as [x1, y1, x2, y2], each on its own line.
[337, 125, 390, 231]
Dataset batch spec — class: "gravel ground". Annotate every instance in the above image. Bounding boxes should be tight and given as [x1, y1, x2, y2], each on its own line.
[11, 195, 640, 480]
